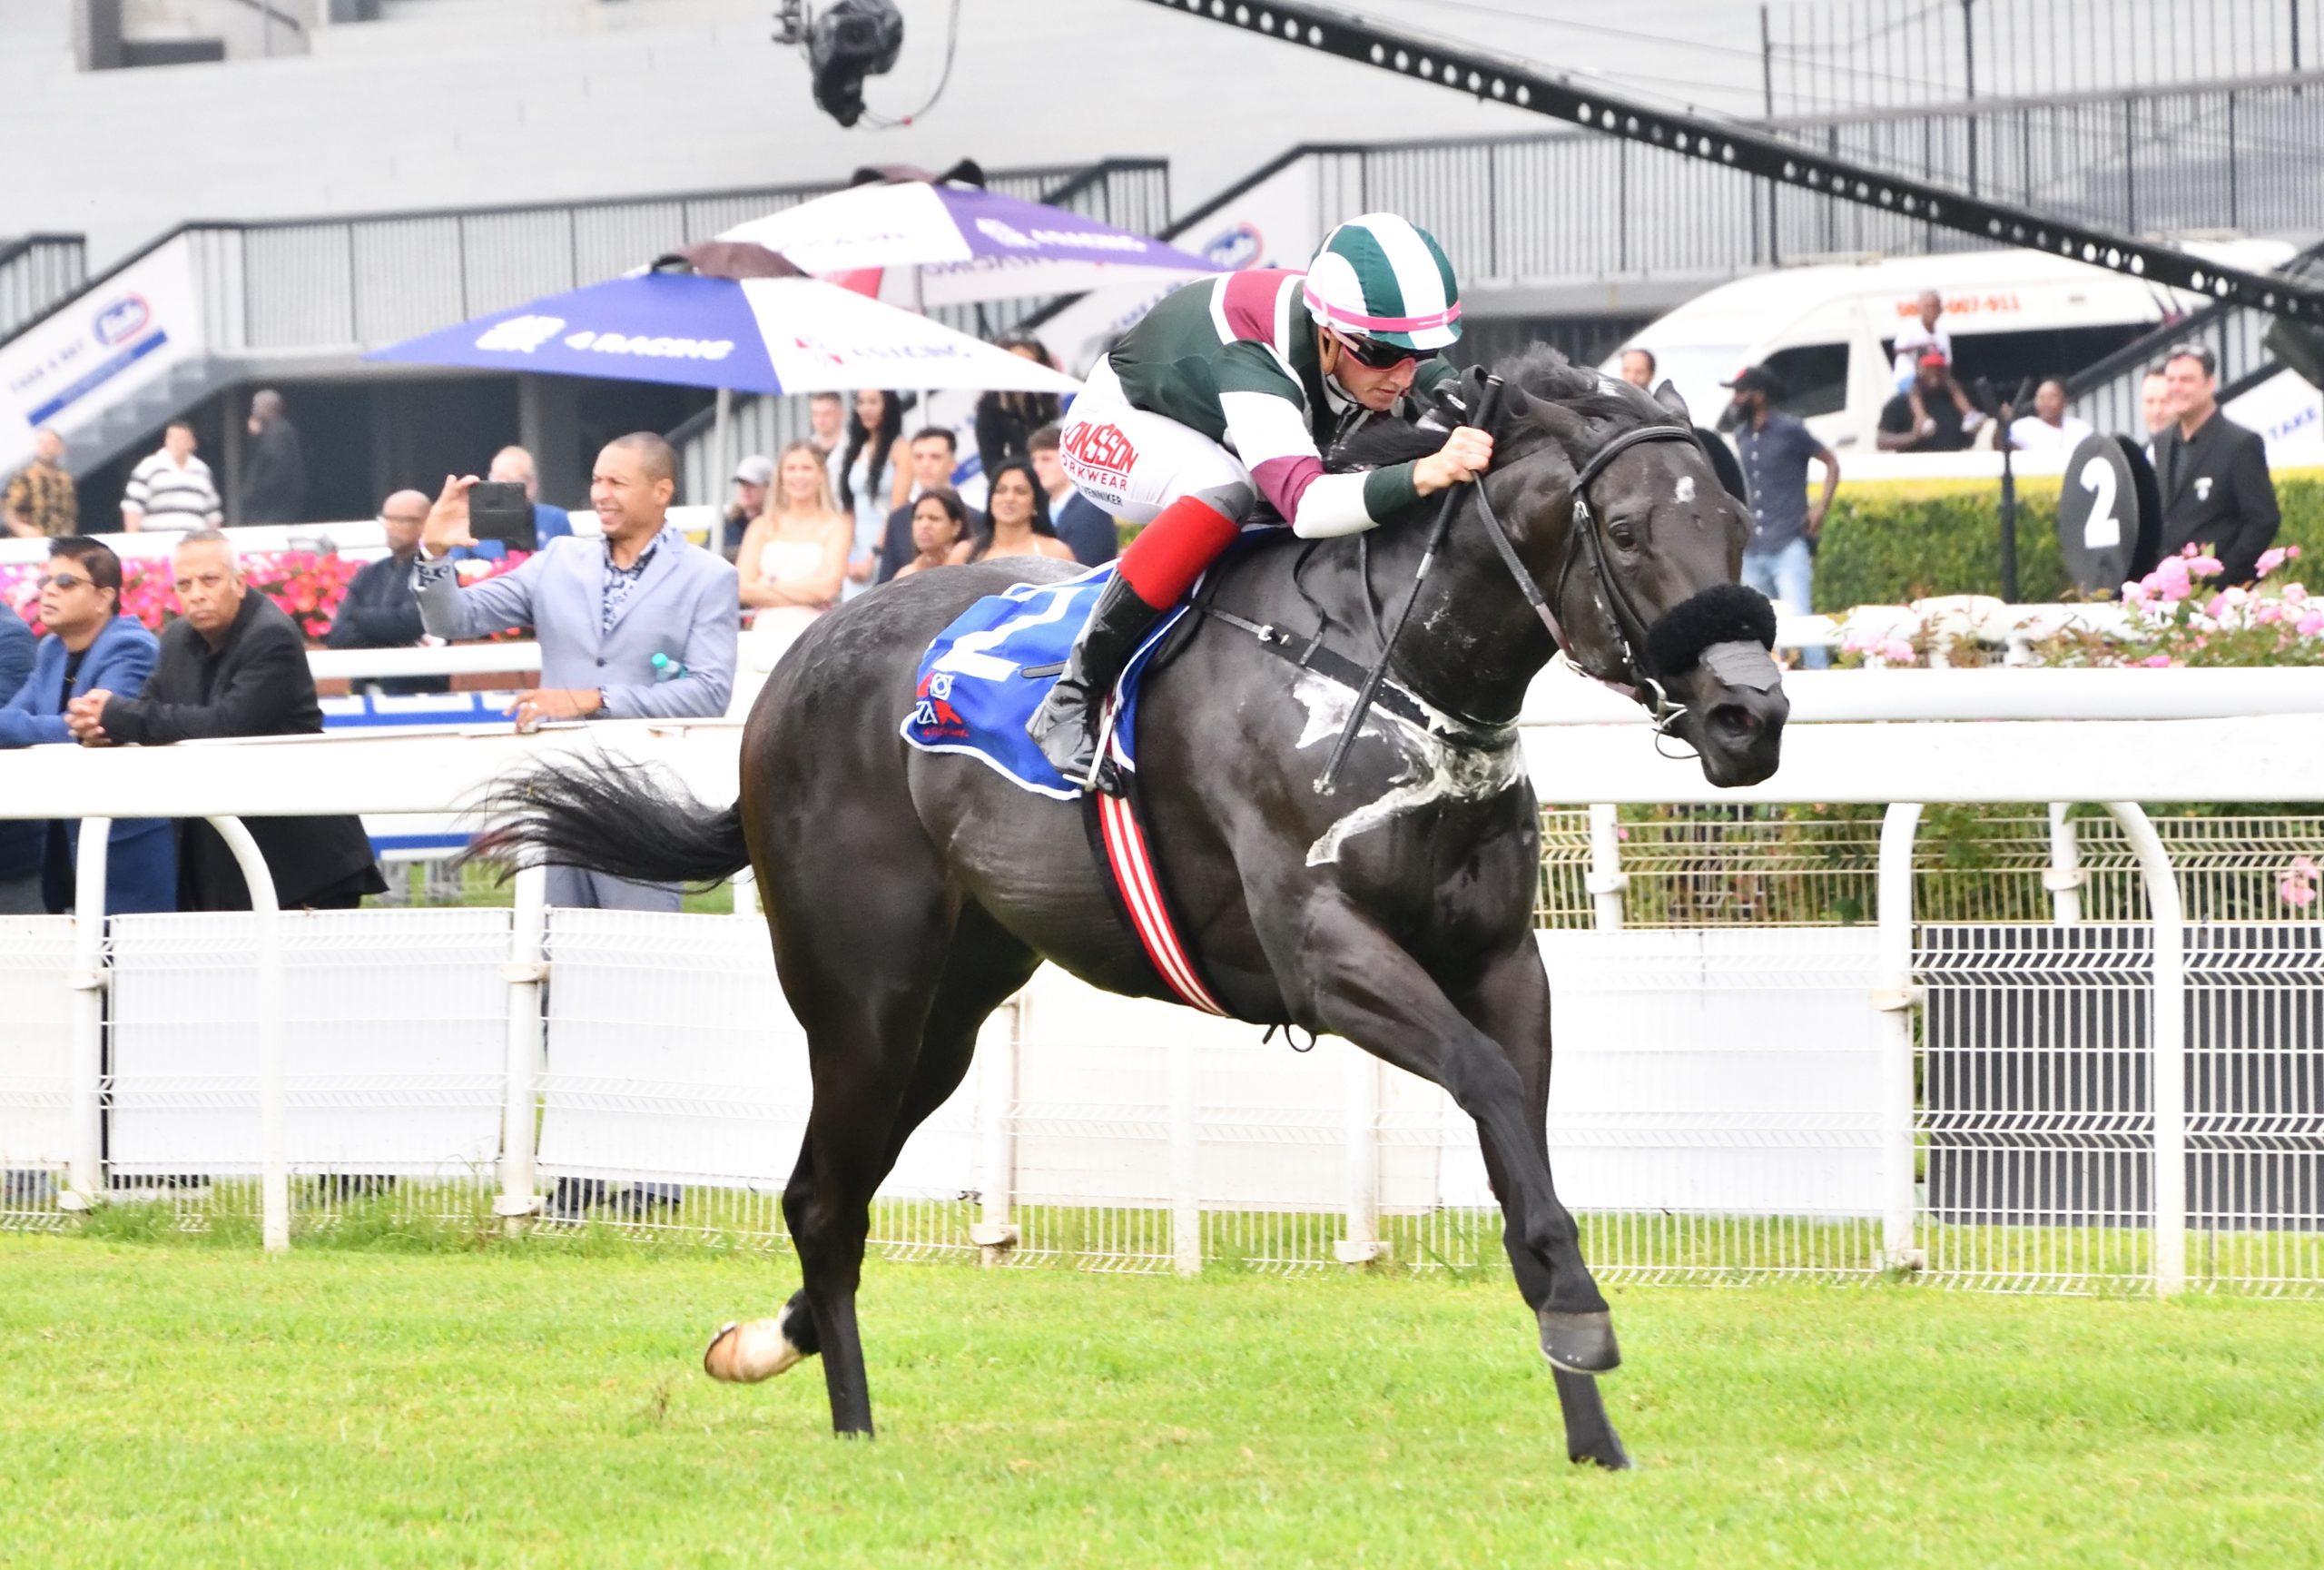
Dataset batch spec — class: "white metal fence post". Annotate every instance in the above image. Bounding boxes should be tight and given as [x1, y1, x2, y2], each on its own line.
[2106, 802, 2187, 1296]
[1875, 803, 1925, 1271]
[61, 818, 113, 1211]
[970, 989, 1021, 1262]
[495, 864, 547, 1229]
[1169, 1029, 1201, 1277]
[1586, 804, 1628, 931]
[1335, 1045, 1384, 1265]
[206, 815, 286, 1253]
[2045, 802, 2085, 925]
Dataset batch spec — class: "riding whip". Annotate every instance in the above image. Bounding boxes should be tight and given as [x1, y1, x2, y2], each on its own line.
[1315, 374, 1506, 795]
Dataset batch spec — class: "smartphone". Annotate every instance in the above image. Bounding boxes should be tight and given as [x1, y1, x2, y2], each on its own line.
[468, 481, 537, 551]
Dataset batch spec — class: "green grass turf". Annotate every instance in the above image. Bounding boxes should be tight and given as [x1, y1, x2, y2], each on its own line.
[3, 1237, 2319, 1568]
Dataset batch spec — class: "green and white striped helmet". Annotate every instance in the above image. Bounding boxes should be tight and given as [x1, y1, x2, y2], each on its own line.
[1303, 212, 1463, 354]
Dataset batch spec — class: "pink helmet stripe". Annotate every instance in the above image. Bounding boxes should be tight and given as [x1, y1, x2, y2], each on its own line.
[1302, 281, 1462, 335]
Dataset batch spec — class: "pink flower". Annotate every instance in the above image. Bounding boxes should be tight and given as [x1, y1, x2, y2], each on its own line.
[2204, 593, 2230, 619]
[2181, 543, 2200, 558]
[2281, 875, 2318, 910]
[2294, 856, 2318, 878]
[2299, 613, 2324, 637]
[2140, 654, 2173, 668]
[2189, 554, 2224, 578]
[2257, 547, 2290, 577]
[2285, 584, 2309, 605]
[2257, 604, 2283, 625]
[1880, 638, 1915, 664]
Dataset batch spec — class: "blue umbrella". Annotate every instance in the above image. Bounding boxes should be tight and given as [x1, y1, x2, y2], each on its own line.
[368, 263, 1081, 396]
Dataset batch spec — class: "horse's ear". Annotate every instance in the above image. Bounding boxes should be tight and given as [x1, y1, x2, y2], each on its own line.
[1505, 385, 1581, 485]
[1650, 378, 1692, 423]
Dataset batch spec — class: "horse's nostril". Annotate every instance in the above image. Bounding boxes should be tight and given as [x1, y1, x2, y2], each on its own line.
[1708, 702, 1760, 739]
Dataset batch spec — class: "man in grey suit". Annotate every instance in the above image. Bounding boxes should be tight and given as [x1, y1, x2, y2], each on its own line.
[417, 431, 739, 912]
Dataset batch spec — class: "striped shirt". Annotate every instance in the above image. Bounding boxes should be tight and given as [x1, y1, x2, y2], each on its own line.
[1107, 269, 1457, 538]
[123, 449, 223, 529]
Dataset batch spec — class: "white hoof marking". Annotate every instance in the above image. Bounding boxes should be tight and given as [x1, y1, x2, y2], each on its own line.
[703, 1317, 805, 1383]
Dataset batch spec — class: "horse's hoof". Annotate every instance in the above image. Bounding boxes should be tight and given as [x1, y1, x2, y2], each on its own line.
[1538, 1309, 1621, 1375]
[704, 1318, 807, 1384]
[1569, 1427, 1635, 1471]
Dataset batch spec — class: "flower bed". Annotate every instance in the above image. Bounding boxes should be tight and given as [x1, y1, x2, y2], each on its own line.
[1837, 545, 2324, 670]
[2, 549, 527, 643]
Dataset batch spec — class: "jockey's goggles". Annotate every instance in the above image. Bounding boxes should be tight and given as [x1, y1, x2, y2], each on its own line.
[1331, 330, 1435, 371]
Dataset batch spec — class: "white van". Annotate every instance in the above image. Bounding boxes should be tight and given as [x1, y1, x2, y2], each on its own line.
[1613, 239, 2298, 451]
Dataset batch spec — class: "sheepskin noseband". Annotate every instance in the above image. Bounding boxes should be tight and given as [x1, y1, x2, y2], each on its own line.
[1642, 581, 1777, 677]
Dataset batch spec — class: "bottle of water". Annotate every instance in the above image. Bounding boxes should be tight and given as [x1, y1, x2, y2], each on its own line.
[651, 652, 687, 683]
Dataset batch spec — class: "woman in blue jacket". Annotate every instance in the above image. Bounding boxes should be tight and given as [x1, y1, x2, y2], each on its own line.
[0, 538, 176, 914]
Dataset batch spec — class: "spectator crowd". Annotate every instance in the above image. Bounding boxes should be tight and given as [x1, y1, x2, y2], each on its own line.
[2, 305, 2290, 931]
[0, 331, 1118, 926]
[1610, 284, 2286, 643]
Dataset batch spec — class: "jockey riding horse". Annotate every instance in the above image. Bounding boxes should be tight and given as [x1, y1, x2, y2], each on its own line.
[1028, 212, 1497, 784]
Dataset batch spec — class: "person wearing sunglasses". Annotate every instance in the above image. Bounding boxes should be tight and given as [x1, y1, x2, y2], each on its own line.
[0, 537, 176, 915]
[1030, 212, 1492, 785]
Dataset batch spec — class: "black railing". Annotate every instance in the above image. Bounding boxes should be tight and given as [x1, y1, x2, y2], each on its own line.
[1768, 0, 2324, 115]
[1772, 74, 2324, 236]
[1072, 78, 2324, 312]
[0, 160, 1172, 357]
[0, 235, 88, 341]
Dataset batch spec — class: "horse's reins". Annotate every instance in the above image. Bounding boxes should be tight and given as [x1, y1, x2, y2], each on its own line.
[1315, 375, 1510, 793]
[1315, 382, 1700, 794]
[1496, 423, 1700, 730]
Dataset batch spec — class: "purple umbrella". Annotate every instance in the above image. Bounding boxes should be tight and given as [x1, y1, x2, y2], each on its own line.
[716, 179, 1226, 308]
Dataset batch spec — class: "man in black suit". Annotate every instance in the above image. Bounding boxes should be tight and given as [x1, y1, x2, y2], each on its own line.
[2157, 343, 2280, 584]
[65, 530, 385, 910]
[241, 389, 309, 524]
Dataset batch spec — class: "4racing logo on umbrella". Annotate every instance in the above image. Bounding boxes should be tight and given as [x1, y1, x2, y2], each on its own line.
[475, 314, 567, 353]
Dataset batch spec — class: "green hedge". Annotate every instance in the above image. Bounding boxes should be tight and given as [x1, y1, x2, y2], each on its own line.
[1812, 473, 2324, 611]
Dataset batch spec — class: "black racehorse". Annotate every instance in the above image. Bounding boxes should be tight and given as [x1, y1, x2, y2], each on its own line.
[476, 350, 1787, 1469]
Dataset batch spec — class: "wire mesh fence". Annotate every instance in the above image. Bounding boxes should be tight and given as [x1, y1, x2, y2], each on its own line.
[5, 816, 2322, 1296]
[1537, 806, 2324, 928]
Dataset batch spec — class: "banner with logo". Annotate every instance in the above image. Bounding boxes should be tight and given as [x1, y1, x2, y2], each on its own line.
[2225, 367, 2324, 473]
[0, 235, 206, 477]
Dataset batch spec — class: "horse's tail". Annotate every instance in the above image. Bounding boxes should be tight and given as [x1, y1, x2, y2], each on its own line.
[466, 752, 751, 888]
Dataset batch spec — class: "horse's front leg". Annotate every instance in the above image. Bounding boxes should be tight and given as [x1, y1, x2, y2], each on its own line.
[1454, 937, 1632, 1470]
[1267, 893, 1618, 1370]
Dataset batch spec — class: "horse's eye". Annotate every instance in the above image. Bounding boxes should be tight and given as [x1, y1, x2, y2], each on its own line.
[1607, 521, 1641, 550]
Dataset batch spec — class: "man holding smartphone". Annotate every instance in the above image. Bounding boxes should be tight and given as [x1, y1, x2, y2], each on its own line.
[414, 431, 738, 911]
[453, 445, 575, 562]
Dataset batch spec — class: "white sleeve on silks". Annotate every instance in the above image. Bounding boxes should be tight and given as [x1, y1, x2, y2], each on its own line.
[1217, 390, 1380, 538]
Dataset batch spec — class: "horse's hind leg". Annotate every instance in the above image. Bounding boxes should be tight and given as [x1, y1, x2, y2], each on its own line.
[706, 900, 1039, 1437]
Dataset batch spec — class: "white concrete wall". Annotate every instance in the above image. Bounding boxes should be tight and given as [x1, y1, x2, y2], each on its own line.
[7, 0, 1774, 269]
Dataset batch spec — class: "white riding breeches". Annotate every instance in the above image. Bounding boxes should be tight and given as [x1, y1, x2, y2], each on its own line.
[1055, 357, 1256, 526]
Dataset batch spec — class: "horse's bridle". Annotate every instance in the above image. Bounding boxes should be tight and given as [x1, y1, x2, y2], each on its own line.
[1467, 421, 1703, 731]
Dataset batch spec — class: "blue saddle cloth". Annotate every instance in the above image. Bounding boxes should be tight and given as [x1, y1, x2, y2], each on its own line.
[901, 565, 1191, 800]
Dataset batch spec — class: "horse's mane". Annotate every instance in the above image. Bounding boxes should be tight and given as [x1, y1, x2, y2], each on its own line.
[1331, 344, 1682, 474]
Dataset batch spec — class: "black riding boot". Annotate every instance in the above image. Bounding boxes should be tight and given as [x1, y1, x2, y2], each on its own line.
[1026, 575, 1167, 786]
